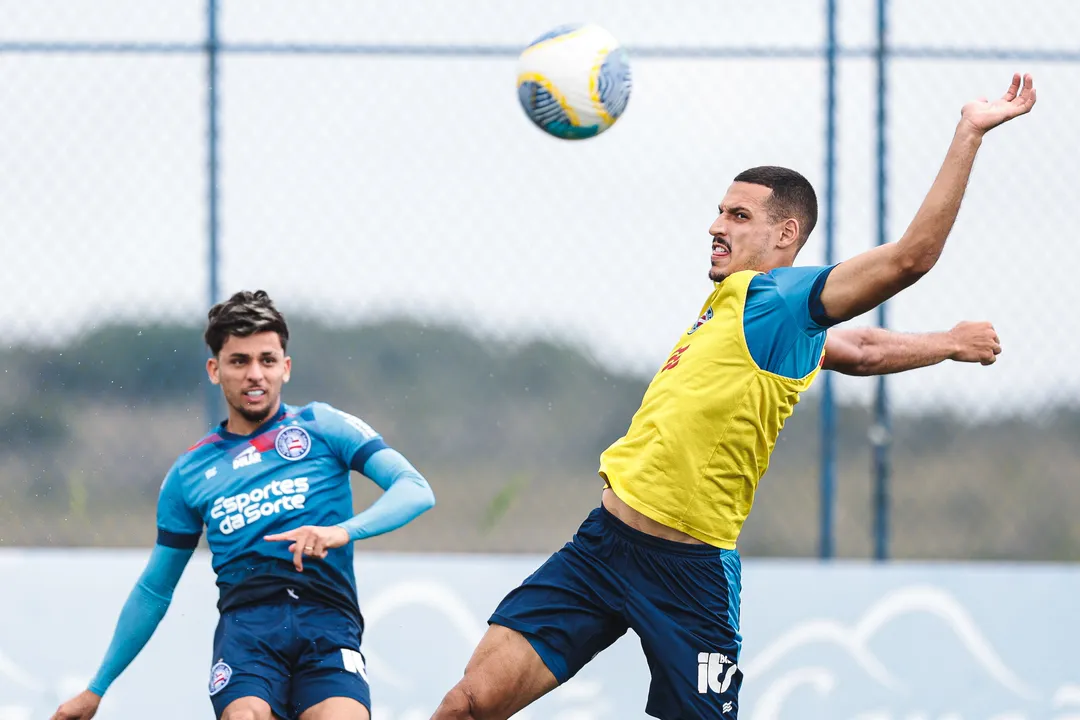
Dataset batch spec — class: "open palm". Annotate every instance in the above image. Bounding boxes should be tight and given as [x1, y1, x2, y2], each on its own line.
[960, 73, 1036, 134]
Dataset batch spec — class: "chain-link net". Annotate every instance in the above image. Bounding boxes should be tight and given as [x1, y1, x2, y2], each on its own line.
[2, 0, 1077, 560]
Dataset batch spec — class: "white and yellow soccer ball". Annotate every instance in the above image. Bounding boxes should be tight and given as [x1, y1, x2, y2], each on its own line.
[516, 23, 632, 140]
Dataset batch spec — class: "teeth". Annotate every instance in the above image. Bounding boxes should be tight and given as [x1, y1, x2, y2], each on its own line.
[246, 390, 265, 397]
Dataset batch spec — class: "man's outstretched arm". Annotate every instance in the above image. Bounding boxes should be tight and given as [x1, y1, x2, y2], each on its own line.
[822, 321, 1001, 376]
[818, 73, 1035, 324]
[50, 544, 194, 720]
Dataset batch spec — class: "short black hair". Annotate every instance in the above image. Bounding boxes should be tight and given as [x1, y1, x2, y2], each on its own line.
[733, 166, 818, 248]
[204, 290, 289, 357]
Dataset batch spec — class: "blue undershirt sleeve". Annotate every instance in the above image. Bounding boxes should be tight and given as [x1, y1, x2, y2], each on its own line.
[337, 447, 436, 542]
[744, 265, 839, 377]
[771, 264, 839, 333]
[87, 544, 194, 696]
[155, 464, 203, 548]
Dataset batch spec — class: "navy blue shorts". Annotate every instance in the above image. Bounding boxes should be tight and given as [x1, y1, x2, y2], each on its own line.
[491, 505, 743, 720]
[207, 590, 370, 720]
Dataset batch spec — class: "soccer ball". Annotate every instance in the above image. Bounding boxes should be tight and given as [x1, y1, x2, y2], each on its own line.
[516, 23, 632, 140]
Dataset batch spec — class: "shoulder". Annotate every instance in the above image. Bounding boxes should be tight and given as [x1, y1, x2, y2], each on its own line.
[749, 266, 834, 307]
[174, 430, 226, 474]
[306, 401, 349, 425]
[159, 449, 198, 495]
[308, 402, 382, 441]
[765, 265, 835, 287]
[183, 429, 224, 455]
[744, 270, 783, 308]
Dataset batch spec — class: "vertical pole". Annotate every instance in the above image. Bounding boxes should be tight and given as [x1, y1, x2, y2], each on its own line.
[872, 0, 892, 561]
[205, 0, 222, 429]
[820, 0, 839, 560]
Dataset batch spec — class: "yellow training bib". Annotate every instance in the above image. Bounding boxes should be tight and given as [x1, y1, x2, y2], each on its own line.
[599, 270, 823, 549]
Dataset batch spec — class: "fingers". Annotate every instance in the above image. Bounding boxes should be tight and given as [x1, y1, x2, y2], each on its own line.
[1010, 73, 1036, 113]
[1020, 73, 1036, 110]
[1001, 72, 1021, 101]
[292, 537, 306, 572]
[311, 535, 329, 559]
[266, 526, 334, 571]
[982, 327, 1002, 365]
[264, 528, 307, 571]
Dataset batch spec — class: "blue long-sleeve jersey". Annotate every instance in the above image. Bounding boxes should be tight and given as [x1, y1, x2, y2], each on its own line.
[156, 400, 422, 624]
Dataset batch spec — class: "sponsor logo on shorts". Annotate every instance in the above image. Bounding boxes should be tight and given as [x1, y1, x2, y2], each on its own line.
[210, 477, 309, 535]
[209, 659, 232, 696]
[276, 426, 311, 461]
[698, 652, 738, 694]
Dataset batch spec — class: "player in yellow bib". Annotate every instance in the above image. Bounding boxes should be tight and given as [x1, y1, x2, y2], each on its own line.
[432, 73, 1035, 720]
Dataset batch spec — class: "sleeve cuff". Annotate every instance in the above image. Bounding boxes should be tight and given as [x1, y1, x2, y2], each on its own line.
[349, 438, 390, 474]
[156, 528, 202, 549]
[808, 264, 841, 328]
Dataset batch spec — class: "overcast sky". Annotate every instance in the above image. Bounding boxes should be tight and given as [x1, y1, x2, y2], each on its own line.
[3, 0, 1078, 415]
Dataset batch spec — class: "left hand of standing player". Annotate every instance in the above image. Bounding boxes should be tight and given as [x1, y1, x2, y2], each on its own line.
[264, 525, 350, 572]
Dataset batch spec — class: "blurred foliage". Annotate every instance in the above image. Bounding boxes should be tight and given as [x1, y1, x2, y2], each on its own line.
[1, 318, 1078, 560]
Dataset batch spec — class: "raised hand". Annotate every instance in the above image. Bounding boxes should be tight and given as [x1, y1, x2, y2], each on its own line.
[960, 73, 1036, 135]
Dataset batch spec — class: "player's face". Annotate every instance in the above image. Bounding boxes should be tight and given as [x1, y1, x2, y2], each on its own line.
[707, 182, 782, 282]
[207, 332, 291, 433]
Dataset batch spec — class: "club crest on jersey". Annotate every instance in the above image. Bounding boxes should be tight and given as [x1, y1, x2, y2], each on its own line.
[208, 660, 232, 696]
[275, 426, 311, 461]
[687, 307, 714, 335]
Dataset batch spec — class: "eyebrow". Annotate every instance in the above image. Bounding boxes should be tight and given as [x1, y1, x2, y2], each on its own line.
[720, 204, 753, 215]
[227, 351, 279, 359]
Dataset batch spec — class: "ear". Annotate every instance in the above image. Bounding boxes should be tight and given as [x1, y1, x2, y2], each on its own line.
[282, 356, 292, 384]
[206, 356, 221, 386]
[776, 217, 801, 250]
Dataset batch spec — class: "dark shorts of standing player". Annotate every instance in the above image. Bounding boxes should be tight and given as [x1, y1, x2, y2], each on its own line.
[489, 506, 744, 720]
[208, 589, 371, 720]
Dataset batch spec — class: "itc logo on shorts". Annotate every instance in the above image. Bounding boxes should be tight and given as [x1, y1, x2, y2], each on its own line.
[697, 652, 738, 695]
[341, 649, 369, 681]
[211, 478, 309, 535]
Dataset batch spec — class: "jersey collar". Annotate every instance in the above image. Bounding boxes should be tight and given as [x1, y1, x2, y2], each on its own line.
[217, 403, 288, 441]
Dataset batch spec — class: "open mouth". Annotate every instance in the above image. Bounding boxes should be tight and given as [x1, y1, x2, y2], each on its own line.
[711, 240, 731, 260]
[243, 389, 266, 402]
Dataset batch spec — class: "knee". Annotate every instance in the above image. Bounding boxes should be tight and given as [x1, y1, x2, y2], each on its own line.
[434, 684, 487, 720]
[221, 711, 259, 720]
[220, 701, 272, 720]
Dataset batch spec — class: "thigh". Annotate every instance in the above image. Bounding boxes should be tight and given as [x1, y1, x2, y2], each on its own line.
[629, 549, 743, 719]
[290, 604, 371, 718]
[436, 623, 560, 719]
[210, 605, 293, 720]
[489, 511, 630, 684]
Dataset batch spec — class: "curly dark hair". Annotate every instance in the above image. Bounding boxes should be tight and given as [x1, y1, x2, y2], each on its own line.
[204, 290, 289, 356]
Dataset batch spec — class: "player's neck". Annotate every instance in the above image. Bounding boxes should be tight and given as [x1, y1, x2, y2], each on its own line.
[224, 400, 282, 437]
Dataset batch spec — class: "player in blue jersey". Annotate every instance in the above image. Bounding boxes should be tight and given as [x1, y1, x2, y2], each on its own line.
[51, 290, 435, 720]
